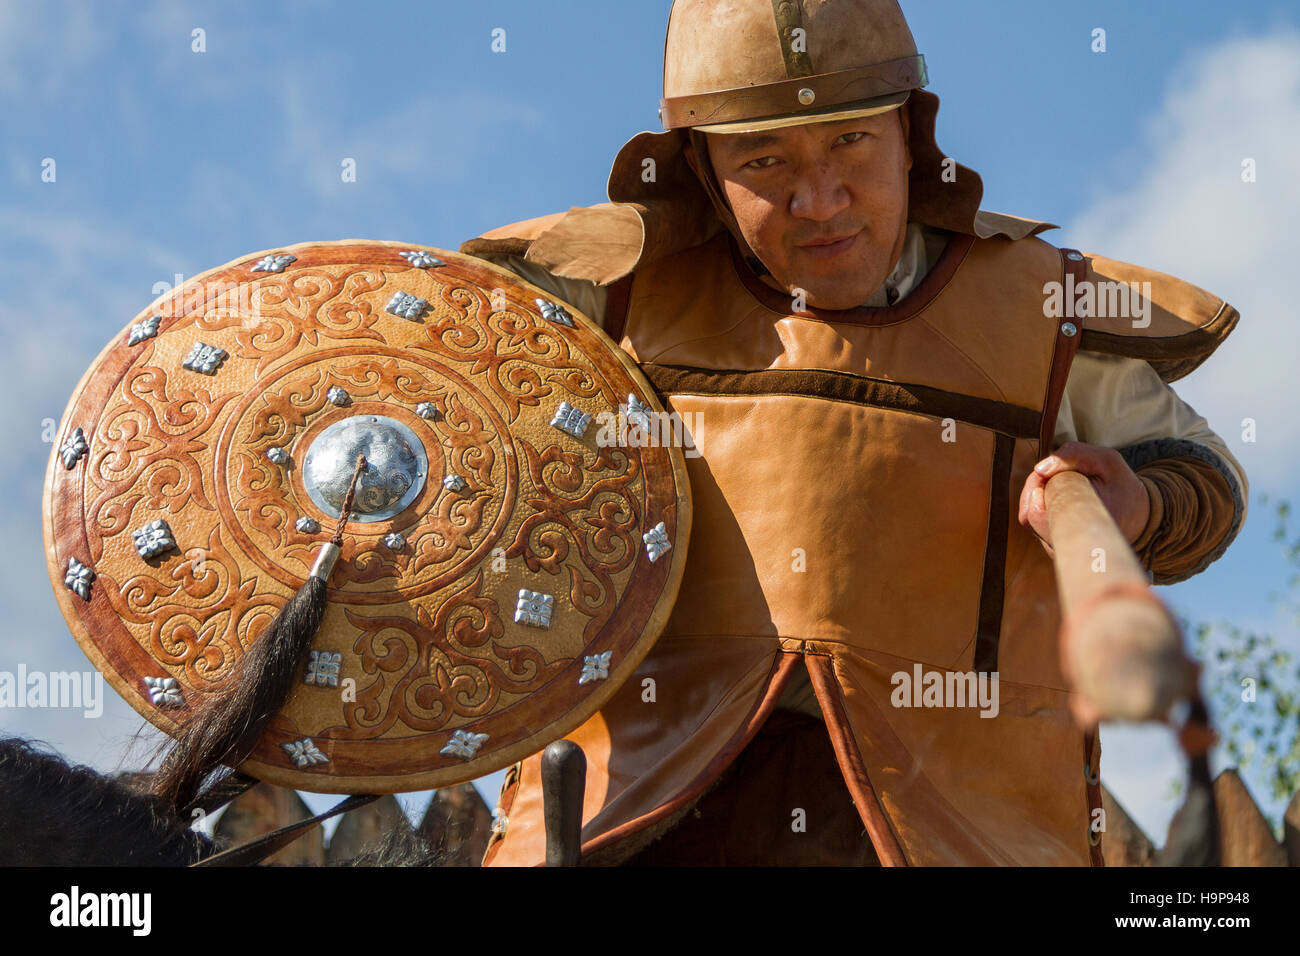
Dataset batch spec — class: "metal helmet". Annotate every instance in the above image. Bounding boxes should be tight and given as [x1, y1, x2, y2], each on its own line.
[658, 0, 925, 134]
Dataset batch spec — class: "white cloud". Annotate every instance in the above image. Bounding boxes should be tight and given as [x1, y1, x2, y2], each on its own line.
[1067, 30, 1300, 492]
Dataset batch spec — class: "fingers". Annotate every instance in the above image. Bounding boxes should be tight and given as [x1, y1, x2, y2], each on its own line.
[1035, 441, 1123, 480]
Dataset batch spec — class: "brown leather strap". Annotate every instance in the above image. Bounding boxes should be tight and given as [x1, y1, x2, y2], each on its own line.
[770, 0, 814, 77]
[603, 273, 634, 343]
[191, 792, 379, 867]
[804, 654, 908, 866]
[1038, 249, 1089, 459]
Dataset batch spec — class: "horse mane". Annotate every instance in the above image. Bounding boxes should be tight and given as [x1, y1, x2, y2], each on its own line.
[0, 736, 211, 866]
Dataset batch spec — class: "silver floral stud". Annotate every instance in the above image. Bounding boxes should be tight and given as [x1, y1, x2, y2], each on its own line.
[267, 446, 289, 465]
[441, 729, 490, 760]
[64, 557, 95, 601]
[126, 315, 161, 346]
[551, 401, 592, 439]
[132, 519, 176, 560]
[443, 474, 467, 493]
[281, 738, 329, 768]
[385, 291, 429, 320]
[415, 402, 439, 420]
[579, 651, 612, 685]
[182, 342, 228, 375]
[400, 250, 444, 268]
[251, 254, 296, 273]
[295, 516, 320, 534]
[643, 521, 671, 563]
[535, 297, 574, 328]
[384, 532, 405, 550]
[326, 386, 350, 406]
[60, 427, 89, 469]
[304, 650, 341, 687]
[144, 676, 184, 708]
[515, 589, 554, 629]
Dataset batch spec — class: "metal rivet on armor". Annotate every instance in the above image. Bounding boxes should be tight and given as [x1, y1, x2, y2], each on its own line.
[60, 427, 89, 469]
[515, 588, 554, 629]
[1066, 251, 1084, 261]
[126, 315, 161, 346]
[579, 651, 612, 685]
[443, 474, 467, 493]
[798, 87, 816, 105]
[384, 532, 405, 550]
[304, 650, 341, 687]
[535, 297, 575, 328]
[441, 729, 489, 759]
[267, 446, 289, 465]
[295, 516, 320, 534]
[415, 402, 439, 420]
[326, 386, 351, 406]
[643, 521, 672, 563]
[64, 557, 95, 600]
[144, 676, 184, 708]
[282, 738, 329, 768]
[399, 250, 444, 268]
[182, 342, 228, 375]
[385, 290, 429, 321]
[551, 401, 592, 439]
[1061, 322, 1078, 338]
[132, 519, 176, 560]
[251, 254, 297, 273]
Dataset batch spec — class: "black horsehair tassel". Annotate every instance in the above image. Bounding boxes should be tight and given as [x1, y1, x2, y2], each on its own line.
[152, 455, 368, 810]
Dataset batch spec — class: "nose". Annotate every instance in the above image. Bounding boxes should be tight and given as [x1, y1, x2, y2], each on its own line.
[788, 161, 850, 222]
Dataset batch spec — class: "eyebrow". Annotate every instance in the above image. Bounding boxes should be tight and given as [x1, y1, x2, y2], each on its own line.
[725, 131, 783, 152]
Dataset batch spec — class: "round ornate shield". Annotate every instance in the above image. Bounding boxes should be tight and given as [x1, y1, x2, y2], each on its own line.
[43, 240, 691, 793]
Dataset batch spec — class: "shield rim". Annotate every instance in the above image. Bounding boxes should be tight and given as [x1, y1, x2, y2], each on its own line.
[42, 238, 693, 793]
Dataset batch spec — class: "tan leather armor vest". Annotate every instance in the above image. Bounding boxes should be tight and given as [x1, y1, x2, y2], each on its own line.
[477, 219, 1238, 866]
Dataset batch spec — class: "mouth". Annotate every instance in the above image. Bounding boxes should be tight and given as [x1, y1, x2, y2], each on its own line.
[795, 230, 861, 260]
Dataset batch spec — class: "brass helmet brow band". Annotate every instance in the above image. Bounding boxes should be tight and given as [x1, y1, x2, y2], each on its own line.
[658, 54, 927, 130]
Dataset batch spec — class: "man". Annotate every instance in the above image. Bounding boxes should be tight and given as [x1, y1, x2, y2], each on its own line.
[461, 0, 1247, 865]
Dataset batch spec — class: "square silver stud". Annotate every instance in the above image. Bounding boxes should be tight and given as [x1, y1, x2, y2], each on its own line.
[304, 650, 342, 687]
[132, 519, 176, 559]
[515, 588, 554, 629]
[182, 342, 228, 375]
[551, 401, 592, 439]
[385, 291, 429, 320]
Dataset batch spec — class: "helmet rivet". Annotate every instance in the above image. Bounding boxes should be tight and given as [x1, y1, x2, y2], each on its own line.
[798, 87, 815, 106]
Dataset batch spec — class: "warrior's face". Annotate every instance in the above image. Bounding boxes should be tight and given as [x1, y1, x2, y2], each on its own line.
[700, 107, 912, 310]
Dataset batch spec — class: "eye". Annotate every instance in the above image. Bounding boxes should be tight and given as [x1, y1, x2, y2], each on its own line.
[744, 156, 781, 170]
[835, 131, 870, 146]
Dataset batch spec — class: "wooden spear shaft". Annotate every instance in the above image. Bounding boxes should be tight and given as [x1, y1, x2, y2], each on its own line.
[1043, 470, 1199, 724]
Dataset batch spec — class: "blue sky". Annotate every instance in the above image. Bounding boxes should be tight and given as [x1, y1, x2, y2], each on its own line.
[3, 0, 1299, 846]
